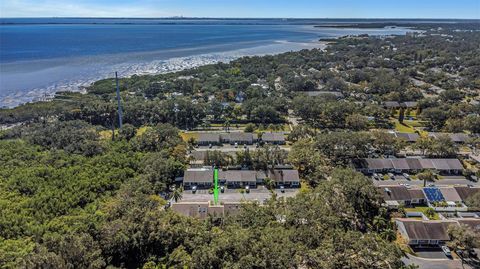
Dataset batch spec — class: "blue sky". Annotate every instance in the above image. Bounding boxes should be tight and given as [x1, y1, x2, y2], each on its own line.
[1, 0, 479, 18]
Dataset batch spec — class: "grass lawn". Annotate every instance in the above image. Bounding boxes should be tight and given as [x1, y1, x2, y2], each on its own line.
[255, 124, 290, 132]
[404, 120, 426, 128]
[394, 120, 415, 133]
[390, 118, 427, 134]
[180, 132, 199, 142]
[405, 206, 439, 220]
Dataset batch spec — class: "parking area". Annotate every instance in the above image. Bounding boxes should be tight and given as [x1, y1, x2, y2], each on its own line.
[181, 187, 298, 204]
[412, 248, 450, 259]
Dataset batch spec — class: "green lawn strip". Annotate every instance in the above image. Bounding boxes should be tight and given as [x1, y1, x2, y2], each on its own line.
[405, 206, 440, 220]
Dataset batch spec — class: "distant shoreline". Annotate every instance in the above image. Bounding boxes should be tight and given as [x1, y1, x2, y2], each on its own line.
[0, 40, 327, 108]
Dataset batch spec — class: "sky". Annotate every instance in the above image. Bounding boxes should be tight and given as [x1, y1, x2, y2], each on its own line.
[1, 0, 479, 19]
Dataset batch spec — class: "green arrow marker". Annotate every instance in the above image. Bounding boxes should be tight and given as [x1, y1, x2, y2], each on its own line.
[213, 167, 219, 205]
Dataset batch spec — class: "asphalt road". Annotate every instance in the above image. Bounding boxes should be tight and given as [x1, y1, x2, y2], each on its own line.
[181, 188, 298, 203]
[402, 254, 474, 269]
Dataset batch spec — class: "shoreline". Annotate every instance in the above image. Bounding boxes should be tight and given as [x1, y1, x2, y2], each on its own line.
[0, 40, 327, 108]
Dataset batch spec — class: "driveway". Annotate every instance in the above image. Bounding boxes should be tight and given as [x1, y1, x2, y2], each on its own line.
[402, 254, 474, 269]
[413, 248, 449, 259]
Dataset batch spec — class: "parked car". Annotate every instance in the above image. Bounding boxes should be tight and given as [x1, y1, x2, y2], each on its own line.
[192, 186, 197, 194]
[234, 143, 238, 148]
[245, 185, 250, 193]
[388, 173, 395, 179]
[220, 186, 225, 193]
[442, 246, 452, 257]
[402, 173, 410, 180]
[373, 173, 379, 180]
[208, 143, 213, 149]
[280, 185, 285, 193]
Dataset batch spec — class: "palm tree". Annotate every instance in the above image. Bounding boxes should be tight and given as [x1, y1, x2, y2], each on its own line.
[264, 177, 275, 192]
[171, 186, 183, 203]
[372, 215, 386, 232]
[380, 228, 396, 241]
[418, 170, 434, 187]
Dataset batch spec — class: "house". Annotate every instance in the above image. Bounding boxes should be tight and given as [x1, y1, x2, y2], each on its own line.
[171, 202, 243, 219]
[454, 186, 480, 202]
[396, 218, 480, 247]
[267, 169, 300, 187]
[395, 219, 454, 246]
[439, 187, 463, 204]
[183, 169, 213, 189]
[183, 168, 300, 189]
[428, 132, 470, 143]
[403, 101, 418, 108]
[303, 91, 344, 98]
[357, 158, 464, 174]
[222, 132, 258, 145]
[392, 132, 420, 143]
[383, 101, 401, 108]
[456, 219, 480, 232]
[261, 132, 286, 145]
[219, 170, 258, 188]
[378, 186, 426, 208]
[197, 133, 221, 146]
[423, 187, 468, 210]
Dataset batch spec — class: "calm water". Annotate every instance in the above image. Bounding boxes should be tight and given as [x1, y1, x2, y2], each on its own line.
[0, 18, 417, 107]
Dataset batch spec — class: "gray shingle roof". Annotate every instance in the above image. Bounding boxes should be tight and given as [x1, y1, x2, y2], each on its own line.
[378, 186, 426, 201]
[261, 132, 285, 142]
[454, 186, 480, 201]
[362, 158, 463, 171]
[401, 220, 452, 241]
[197, 133, 221, 143]
[439, 187, 462, 202]
[395, 132, 420, 142]
[268, 169, 300, 183]
[184, 170, 213, 183]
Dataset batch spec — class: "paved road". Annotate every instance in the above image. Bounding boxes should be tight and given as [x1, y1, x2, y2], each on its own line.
[402, 254, 474, 269]
[181, 188, 298, 203]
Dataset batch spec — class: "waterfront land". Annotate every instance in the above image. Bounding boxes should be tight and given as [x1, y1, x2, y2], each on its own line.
[0, 20, 480, 268]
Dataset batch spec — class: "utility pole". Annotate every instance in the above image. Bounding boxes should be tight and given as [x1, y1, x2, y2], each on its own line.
[115, 72, 123, 129]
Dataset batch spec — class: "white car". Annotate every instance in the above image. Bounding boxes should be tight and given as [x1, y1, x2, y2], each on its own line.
[245, 185, 250, 193]
[441, 246, 452, 257]
[192, 186, 197, 193]
[402, 173, 410, 180]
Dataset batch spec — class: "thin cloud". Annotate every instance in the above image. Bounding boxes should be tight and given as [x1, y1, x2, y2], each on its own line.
[0, 0, 179, 17]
